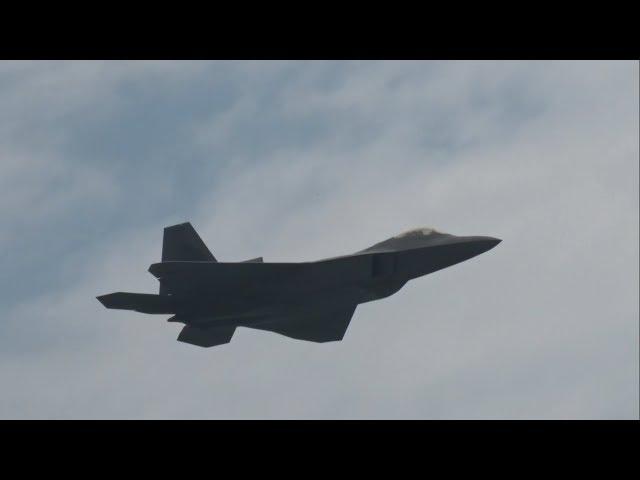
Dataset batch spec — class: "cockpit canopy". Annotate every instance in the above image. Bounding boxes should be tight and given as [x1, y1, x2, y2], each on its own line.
[392, 227, 443, 239]
[358, 227, 454, 254]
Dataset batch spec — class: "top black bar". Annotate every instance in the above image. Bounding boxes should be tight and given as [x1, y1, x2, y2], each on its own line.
[2, 16, 638, 60]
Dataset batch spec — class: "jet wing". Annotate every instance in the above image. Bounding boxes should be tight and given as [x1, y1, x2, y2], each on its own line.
[177, 324, 236, 348]
[246, 304, 358, 343]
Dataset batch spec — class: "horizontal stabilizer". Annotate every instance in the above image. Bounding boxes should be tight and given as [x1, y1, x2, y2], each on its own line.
[178, 325, 236, 348]
[96, 292, 173, 314]
[162, 222, 216, 262]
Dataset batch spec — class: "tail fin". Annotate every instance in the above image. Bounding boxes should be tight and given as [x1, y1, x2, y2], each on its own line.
[160, 222, 215, 295]
[162, 222, 216, 262]
[96, 292, 174, 314]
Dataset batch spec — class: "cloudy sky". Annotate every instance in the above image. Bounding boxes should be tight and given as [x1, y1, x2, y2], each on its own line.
[0, 61, 637, 419]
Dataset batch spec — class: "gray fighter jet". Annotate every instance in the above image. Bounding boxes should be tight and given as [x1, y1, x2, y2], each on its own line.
[97, 223, 500, 348]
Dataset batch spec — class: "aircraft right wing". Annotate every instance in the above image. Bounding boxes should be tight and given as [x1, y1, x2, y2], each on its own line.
[246, 303, 358, 343]
[174, 303, 357, 347]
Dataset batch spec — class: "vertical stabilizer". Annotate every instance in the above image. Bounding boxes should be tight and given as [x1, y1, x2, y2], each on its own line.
[162, 222, 216, 262]
[159, 222, 216, 295]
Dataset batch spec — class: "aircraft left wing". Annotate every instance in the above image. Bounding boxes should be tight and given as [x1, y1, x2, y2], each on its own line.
[246, 304, 358, 343]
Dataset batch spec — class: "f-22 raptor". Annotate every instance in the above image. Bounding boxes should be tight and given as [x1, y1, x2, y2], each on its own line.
[97, 223, 500, 348]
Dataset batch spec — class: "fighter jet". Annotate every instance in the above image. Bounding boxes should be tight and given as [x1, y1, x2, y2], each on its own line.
[97, 223, 500, 348]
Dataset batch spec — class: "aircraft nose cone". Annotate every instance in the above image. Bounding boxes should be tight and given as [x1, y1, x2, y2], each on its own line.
[480, 236, 501, 247]
[471, 236, 501, 253]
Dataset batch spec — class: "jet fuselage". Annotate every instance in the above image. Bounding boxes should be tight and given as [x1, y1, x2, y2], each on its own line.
[97, 224, 501, 347]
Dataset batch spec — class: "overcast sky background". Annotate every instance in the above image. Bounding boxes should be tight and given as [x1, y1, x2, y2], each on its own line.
[0, 61, 637, 419]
